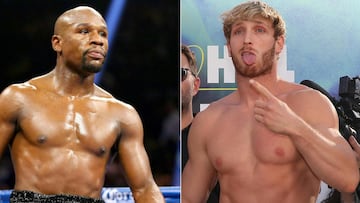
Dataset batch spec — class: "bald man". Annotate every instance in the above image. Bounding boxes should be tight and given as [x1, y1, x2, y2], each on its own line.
[0, 6, 164, 203]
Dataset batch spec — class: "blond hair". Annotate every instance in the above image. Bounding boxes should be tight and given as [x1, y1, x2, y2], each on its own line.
[221, 1, 286, 43]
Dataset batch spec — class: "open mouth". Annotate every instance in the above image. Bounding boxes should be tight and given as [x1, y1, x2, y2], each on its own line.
[241, 52, 256, 65]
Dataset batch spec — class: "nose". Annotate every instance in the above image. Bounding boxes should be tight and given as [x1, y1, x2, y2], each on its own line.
[90, 32, 106, 46]
[243, 31, 252, 45]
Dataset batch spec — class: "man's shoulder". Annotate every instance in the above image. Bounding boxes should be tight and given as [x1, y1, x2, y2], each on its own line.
[1, 81, 37, 97]
[201, 92, 237, 112]
[277, 81, 320, 101]
[2, 73, 54, 93]
[94, 86, 137, 113]
[193, 98, 230, 124]
[285, 82, 329, 103]
[94, 85, 114, 99]
[283, 82, 336, 116]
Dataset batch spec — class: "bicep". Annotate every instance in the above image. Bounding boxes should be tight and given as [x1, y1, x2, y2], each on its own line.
[294, 91, 342, 141]
[0, 119, 16, 157]
[117, 107, 153, 190]
[182, 115, 217, 202]
[0, 88, 20, 156]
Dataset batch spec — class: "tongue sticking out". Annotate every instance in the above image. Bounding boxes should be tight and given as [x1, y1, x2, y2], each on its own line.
[242, 52, 256, 65]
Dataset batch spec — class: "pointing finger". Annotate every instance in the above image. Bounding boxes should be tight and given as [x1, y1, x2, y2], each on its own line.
[249, 79, 274, 100]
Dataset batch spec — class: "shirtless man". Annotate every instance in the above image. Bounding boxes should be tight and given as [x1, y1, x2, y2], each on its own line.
[0, 6, 164, 203]
[181, 1, 359, 203]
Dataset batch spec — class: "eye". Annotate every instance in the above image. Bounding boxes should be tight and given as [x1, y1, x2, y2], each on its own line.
[233, 29, 243, 36]
[80, 29, 89, 34]
[99, 31, 107, 37]
[255, 27, 266, 33]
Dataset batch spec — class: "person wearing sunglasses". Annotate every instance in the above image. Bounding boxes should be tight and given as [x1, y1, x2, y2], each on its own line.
[181, 44, 200, 171]
[182, 1, 359, 203]
[181, 44, 220, 203]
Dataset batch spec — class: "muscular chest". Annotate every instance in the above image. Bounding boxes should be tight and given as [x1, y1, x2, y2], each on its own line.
[17, 95, 119, 154]
[207, 111, 300, 173]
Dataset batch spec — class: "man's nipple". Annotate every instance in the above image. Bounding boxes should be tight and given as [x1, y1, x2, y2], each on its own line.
[275, 147, 285, 157]
[215, 157, 223, 168]
[37, 135, 47, 144]
[97, 146, 107, 156]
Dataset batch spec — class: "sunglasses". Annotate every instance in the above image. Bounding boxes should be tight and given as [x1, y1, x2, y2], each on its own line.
[181, 68, 196, 81]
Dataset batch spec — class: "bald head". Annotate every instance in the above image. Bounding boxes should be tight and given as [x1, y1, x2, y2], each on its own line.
[51, 5, 108, 73]
[54, 6, 106, 35]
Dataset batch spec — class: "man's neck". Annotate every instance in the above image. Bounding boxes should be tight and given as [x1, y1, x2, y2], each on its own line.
[235, 74, 280, 106]
[50, 68, 96, 97]
[181, 110, 194, 130]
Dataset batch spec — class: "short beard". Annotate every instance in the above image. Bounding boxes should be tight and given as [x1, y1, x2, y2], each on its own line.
[181, 94, 192, 114]
[81, 51, 103, 73]
[232, 43, 276, 78]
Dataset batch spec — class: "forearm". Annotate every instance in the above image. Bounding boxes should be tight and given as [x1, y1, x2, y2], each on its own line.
[288, 117, 358, 192]
[132, 182, 165, 203]
[341, 192, 356, 203]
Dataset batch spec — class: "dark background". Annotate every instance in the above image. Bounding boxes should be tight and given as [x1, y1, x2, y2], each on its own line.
[0, 0, 179, 188]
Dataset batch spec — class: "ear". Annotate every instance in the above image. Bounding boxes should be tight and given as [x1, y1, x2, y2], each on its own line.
[192, 77, 201, 96]
[51, 35, 62, 53]
[275, 35, 285, 55]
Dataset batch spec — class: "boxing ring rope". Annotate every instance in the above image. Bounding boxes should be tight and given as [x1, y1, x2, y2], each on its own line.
[0, 186, 180, 203]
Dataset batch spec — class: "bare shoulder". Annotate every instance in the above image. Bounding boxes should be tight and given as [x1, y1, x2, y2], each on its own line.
[1, 73, 55, 95]
[0, 80, 38, 102]
[93, 87, 143, 140]
[0, 79, 42, 121]
[94, 85, 134, 107]
[194, 96, 226, 120]
[283, 81, 333, 107]
[93, 85, 140, 119]
[282, 81, 337, 123]
[192, 92, 237, 129]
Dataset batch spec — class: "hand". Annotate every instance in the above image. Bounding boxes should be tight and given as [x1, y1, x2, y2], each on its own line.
[249, 79, 298, 135]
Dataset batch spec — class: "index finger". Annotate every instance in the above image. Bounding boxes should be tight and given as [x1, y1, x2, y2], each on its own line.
[249, 79, 274, 100]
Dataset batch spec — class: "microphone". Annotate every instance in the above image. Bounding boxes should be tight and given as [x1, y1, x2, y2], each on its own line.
[300, 80, 337, 105]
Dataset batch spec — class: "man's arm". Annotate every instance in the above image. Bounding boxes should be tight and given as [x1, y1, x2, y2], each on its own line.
[117, 105, 165, 203]
[182, 110, 217, 203]
[0, 85, 21, 157]
[341, 136, 360, 203]
[250, 79, 359, 193]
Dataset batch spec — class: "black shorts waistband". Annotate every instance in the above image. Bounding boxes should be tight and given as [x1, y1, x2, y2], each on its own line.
[10, 190, 105, 203]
